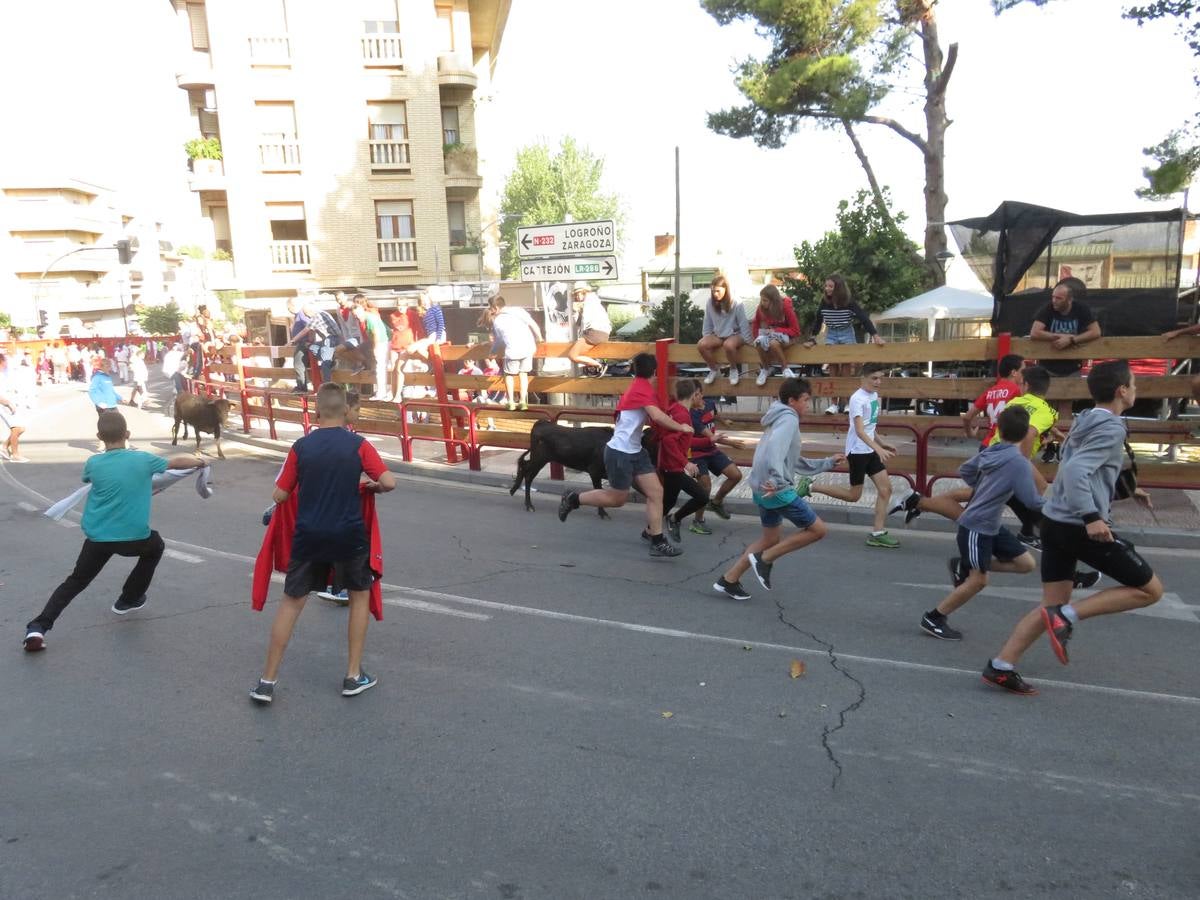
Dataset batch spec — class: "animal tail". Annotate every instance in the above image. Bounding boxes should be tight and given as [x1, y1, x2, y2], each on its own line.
[509, 449, 531, 495]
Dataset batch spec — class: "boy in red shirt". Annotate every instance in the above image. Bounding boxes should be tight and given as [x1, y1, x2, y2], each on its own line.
[962, 354, 1025, 449]
[751, 285, 801, 386]
[655, 378, 712, 543]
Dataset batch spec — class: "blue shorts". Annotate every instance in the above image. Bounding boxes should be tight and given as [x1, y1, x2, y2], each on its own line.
[758, 497, 818, 529]
[825, 326, 857, 345]
[603, 445, 655, 491]
[694, 451, 735, 477]
[957, 525, 1024, 573]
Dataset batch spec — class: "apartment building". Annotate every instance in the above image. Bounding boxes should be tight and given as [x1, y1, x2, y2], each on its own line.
[0, 177, 184, 335]
[173, 0, 509, 300]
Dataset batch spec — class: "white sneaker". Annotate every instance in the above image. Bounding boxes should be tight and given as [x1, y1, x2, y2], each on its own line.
[729, 368, 740, 386]
[755, 368, 769, 387]
[781, 367, 797, 379]
[824, 404, 840, 415]
[703, 369, 718, 386]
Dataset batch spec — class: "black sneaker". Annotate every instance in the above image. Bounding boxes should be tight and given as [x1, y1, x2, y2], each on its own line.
[1041, 605, 1073, 665]
[342, 670, 378, 696]
[947, 557, 967, 588]
[904, 490, 923, 525]
[920, 612, 962, 641]
[640, 529, 653, 542]
[982, 663, 1038, 695]
[1073, 569, 1100, 590]
[112, 594, 148, 615]
[557, 490, 580, 522]
[649, 539, 682, 558]
[1017, 532, 1042, 552]
[665, 516, 682, 544]
[713, 577, 751, 601]
[749, 552, 773, 591]
[249, 679, 275, 704]
[23, 628, 45, 652]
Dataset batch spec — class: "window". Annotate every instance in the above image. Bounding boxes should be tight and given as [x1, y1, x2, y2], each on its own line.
[256, 101, 300, 168]
[362, 0, 398, 30]
[266, 202, 307, 240]
[376, 200, 416, 265]
[186, 2, 209, 50]
[367, 102, 409, 168]
[435, 3, 454, 52]
[249, 0, 288, 31]
[441, 106, 459, 146]
[447, 201, 466, 247]
[361, 0, 401, 64]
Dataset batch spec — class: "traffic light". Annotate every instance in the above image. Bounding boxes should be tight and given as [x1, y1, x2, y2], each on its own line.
[38, 309, 50, 328]
[116, 239, 133, 265]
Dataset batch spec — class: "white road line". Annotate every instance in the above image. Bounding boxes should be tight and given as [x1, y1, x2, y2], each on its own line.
[898, 582, 1200, 623]
[259, 572, 490, 621]
[164, 549, 204, 564]
[17, 501, 39, 512]
[3, 463, 1198, 706]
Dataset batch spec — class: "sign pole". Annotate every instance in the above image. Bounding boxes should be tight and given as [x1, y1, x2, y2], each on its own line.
[673, 146, 681, 342]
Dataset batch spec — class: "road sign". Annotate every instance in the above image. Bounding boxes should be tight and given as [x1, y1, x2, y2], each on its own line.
[519, 255, 618, 283]
[517, 219, 615, 258]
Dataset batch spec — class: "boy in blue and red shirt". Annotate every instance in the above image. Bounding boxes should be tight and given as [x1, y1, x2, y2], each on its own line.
[655, 378, 711, 543]
[250, 383, 395, 704]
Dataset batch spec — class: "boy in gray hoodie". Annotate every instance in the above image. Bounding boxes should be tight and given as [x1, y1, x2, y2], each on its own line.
[920, 406, 1042, 642]
[984, 361, 1163, 695]
[715, 378, 843, 600]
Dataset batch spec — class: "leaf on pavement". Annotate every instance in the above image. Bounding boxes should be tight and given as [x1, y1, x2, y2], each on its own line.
[661, 711, 674, 719]
[790, 659, 806, 679]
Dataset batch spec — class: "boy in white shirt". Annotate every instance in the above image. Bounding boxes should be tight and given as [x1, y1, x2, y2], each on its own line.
[799, 363, 904, 548]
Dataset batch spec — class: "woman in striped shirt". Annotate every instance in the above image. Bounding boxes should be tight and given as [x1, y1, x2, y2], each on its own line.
[804, 274, 884, 414]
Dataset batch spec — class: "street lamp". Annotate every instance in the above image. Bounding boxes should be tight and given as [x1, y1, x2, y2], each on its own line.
[935, 250, 955, 274]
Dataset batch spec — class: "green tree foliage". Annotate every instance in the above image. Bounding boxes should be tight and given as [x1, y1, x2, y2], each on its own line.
[137, 302, 183, 335]
[634, 293, 705, 344]
[498, 137, 623, 279]
[994, 0, 1200, 196]
[215, 290, 245, 324]
[783, 190, 927, 330]
[702, 0, 957, 282]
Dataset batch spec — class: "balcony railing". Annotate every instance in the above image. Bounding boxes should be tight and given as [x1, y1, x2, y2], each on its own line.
[259, 141, 301, 171]
[248, 35, 291, 65]
[361, 34, 403, 66]
[270, 240, 310, 271]
[368, 139, 410, 169]
[377, 238, 417, 267]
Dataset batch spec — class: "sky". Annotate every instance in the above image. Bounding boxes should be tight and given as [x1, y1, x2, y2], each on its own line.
[483, 0, 1196, 288]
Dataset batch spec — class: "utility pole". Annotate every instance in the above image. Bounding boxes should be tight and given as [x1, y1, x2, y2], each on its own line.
[673, 146, 681, 342]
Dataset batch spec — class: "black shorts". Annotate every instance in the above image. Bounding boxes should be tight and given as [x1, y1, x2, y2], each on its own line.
[694, 451, 735, 477]
[957, 525, 1025, 573]
[1039, 518, 1155, 587]
[848, 451, 885, 486]
[283, 551, 374, 597]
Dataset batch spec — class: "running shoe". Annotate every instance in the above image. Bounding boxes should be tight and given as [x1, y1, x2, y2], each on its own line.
[517, 402, 529, 411]
[506, 402, 517, 411]
[1017, 532, 1042, 551]
[749, 552, 773, 591]
[342, 671, 378, 696]
[703, 369, 718, 386]
[755, 368, 769, 387]
[920, 613, 962, 641]
[903, 490, 923, 525]
[824, 404, 840, 415]
[793, 476, 813, 498]
[249, 680, 275, 704]
[713, 577, 751, 601]
[780, 367, 797, 380]
[23, 628, 45, 652]
[1073, 569, 1100, 589]
[706, 499, 731, 520]
[665, 516, 682, 543]
[866, 531, 900, 549]
[649, 539, 682, 558]
[948, 556, 967, 588]
[557, 490, 579, 522]
[317, 588, 350, 606]
[981, 663, 1038, 695]
[689, 521, 713, 535]
[112, 594, 148, 615]
[887, 495, 907, 517]
[729, 368, 741, 386]
[1041, 605, 1073, 665]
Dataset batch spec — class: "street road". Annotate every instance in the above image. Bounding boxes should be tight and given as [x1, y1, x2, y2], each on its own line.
[1, 384, 1197, 899]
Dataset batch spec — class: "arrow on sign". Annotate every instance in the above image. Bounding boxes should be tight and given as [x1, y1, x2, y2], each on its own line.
[518, 255, 619, 283]
[521, 233, 531, 251]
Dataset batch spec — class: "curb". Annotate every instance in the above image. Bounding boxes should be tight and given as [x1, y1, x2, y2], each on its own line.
[222, 429, 1199, 551]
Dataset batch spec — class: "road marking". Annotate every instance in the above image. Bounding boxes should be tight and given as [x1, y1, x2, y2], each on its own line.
[164, 549, 204, 564]
[898, 582, 1199, 623]
[18, 501, 39, 512]
[259, 573, 490, 621]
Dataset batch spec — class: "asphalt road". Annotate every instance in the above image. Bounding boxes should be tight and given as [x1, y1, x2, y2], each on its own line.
[1, 383, 1198, 900]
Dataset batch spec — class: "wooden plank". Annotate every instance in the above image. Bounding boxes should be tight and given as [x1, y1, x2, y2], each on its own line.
[1009, 334, 1200, 361]
[668, 338, 999, 366]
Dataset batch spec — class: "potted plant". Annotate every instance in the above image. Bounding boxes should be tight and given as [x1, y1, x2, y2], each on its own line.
[185, 137, 223, 176]
[443, 142, 477, 177]
[449, 243, 481, 274]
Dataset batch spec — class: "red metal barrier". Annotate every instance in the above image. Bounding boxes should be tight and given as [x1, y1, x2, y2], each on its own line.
[655, 338, 674, 409]
[399, 399, 476, 467]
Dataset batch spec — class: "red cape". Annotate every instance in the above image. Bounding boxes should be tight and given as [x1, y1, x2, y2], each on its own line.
[616, 377, 657, 414]
[251, 489, 384, 620]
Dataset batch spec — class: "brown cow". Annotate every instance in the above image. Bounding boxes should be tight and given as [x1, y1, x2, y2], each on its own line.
[172, 394, 232, 459]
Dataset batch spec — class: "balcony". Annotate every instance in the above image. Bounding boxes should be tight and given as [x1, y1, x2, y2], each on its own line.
[258, 141, 301, 172]
[187, 159, 225, 192]
[176, 51, 214, 89]
[368, 139, 411, 171]
[269, 240, 310, 271]
[450, 250, 480, 275]
[361, 34, 403, 67]
[377, 238, 417, 268]
[248, 35, 291, 66]
[443, 145, 482, 193]
[437, 53, 477, 90]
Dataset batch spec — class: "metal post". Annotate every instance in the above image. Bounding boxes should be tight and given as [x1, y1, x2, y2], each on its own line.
[673, 146, 681, 342]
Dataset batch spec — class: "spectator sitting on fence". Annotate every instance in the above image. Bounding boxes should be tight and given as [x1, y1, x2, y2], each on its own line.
[751, 284, 801, 387]
[387, 307, 415, 400]
[567, 282, 612, 375]
[354, 295, 392, 401]
[1030, 276, 1100, 419]
[698, 274, 751, 387]
[406, 291, 448, 362]
[482, 295, 544, 411]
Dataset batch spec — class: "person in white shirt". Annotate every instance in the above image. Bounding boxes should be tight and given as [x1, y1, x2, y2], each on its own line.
[161, 343, 187, 395]
[797, 363, 906, 548]
[129, 348, 149, 409]
[481, 296, 543, 410]
[0, 351, 36, 461]
[115, 344, 130, 383]
[566, 282, 612, 373]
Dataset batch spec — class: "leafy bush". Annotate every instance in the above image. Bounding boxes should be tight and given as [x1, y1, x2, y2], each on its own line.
[633, 293, 703, 344]
[184, 137, 222, 160]
[137, 302, 183, 335]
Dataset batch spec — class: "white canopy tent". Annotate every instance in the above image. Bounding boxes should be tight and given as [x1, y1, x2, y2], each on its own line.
[874, 285, 993, 376]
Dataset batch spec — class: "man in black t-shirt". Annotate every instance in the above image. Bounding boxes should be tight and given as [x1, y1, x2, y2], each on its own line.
[1030, 277, 1101, 415]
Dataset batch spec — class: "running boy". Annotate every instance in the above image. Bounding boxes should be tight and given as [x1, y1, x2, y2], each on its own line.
[688, 390, 744, 533]
[800, 363, 903, 548]
[715, 378, 843, 600]
[962, 354, 1025, 449]
[23, 410, 205, 651]
[250, 383, 396, 703]
[919, 406, 1042, 641]
[558, 352, 692, 558]
[983, 361, 1163, 695]
[656, 379, 711, 543]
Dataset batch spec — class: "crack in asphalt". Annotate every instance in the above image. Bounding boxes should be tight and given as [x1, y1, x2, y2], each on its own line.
[451, 534, 473, 562]
[773, 597, 866, 790]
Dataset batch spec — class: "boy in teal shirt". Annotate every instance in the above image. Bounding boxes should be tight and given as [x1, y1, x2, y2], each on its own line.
[23, 410, 205, 651]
